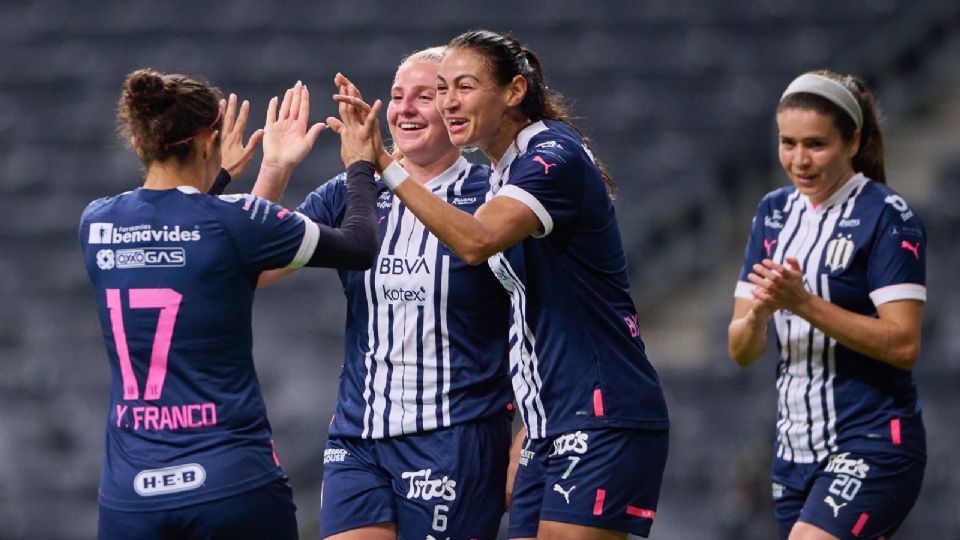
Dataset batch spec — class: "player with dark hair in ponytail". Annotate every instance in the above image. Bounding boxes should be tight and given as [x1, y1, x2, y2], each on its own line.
[729, 69, 926, 540]
[82, 69, 378, 539]
[332, 28, 669, 540]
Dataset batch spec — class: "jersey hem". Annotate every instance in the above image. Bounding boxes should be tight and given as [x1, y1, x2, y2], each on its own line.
[97, 468, 283, 511]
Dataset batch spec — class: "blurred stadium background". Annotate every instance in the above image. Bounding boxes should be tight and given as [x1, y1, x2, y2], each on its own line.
[1, 1, 958, 538]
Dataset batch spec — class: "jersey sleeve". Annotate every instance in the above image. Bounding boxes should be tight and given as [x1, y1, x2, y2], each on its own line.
[734, 198, 768, 300]
[495, 139, 586, 238]
[867, 195, 926, 306]
[214, 194, 319, 272]
[296, 173, 347, 227]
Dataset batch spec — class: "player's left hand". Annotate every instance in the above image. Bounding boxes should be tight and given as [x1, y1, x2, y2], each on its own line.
[220, 93, 264, 179]
[747, 257, 812, 314]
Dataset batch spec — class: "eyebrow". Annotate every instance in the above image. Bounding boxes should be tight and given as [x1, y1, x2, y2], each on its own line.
[437, 74, 481, 84]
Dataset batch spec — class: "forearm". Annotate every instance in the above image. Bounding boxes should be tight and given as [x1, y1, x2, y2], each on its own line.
[794, 296, 920, 370]
[251, 161, 293, 203]
[728, 306, 769, 367]
[304, 161, 378, 270]
[391, 177, 500, 265]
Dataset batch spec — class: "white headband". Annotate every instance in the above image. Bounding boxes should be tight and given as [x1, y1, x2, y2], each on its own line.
[781, 73, 863, 129]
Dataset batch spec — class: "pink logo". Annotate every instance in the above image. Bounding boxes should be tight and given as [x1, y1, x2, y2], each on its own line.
[764, 238, 778, 257]
[900, 240, 920, 260]
[624, 314, 640, 338]
[276, 208, 289, 220]
[532, 155, 557, 175]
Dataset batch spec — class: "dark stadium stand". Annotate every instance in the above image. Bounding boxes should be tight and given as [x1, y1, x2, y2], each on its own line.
[1, 1, 957, 537]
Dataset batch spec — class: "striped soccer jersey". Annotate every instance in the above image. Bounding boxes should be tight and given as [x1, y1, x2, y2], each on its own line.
[80, 187, 318, 510]
[736, 173, 927, 463]
[485, 120, 669, 440]
[298, 157, 514, 439]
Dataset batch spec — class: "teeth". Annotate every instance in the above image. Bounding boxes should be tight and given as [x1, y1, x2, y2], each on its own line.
[399, 123, 424, 130]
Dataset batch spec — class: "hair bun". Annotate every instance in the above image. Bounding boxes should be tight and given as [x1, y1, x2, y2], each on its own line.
[124, 68, 176, 117]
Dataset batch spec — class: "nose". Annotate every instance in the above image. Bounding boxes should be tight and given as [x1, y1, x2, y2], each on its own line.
[795, 145, 811, 167]
[440, 89, 458, 112]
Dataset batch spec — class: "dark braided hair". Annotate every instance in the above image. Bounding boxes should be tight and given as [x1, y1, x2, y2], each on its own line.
[778, 69, 886, 183]
[116, 68, 222, 167]
[448, 30, 617, 197]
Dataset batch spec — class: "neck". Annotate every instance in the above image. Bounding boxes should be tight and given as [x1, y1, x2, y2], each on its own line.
[483, 115, 533, 164]
[142, 158, 209, 191]
[401, 148, 461, 185]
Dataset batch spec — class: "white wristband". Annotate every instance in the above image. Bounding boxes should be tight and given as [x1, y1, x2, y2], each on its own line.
[381, 160, 409, 190]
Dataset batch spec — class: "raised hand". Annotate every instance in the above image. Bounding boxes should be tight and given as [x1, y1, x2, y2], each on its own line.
[328, 72, 388, 168]
[220, 93, 264, 179]
[261, 81, 326, 172]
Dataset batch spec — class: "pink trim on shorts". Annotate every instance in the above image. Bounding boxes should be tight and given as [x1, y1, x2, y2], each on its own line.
[890, 418, 901, 445]
[851, 512, 870, 536]
[593, 389, 604, 417]
[593, 488, 606, 516]
[625, 505, 656, 519]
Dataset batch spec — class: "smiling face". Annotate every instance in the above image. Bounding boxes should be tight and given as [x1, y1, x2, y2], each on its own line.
[777, 107, 860, 205]
[386, 60, 456, 167]
[437, 47, 522, 162]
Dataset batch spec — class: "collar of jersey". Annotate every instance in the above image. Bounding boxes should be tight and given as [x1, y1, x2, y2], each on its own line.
[492, 120, 549, 176]
[176, 186, 201, 194]
[424, 155, 471, 191]
[802, 172, 868, 214]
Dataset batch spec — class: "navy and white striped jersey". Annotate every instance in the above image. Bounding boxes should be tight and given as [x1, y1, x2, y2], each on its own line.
[486, 120, 670, 440]
[80, 187, 319, 510]
[735, 173, 927, 463]
[298, 156, 514, 439]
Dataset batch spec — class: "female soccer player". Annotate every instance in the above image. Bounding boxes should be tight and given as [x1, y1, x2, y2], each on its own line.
[255, 47, 515, 540]
[728, 70, 926, 539]
[80, 69, 378, 539]
[334, 30, 670, 540]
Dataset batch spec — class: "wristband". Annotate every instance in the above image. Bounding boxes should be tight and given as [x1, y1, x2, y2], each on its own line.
[380, 160, 409, 190]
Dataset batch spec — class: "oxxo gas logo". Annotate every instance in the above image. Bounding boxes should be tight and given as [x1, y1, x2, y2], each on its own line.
[134, 463, 205, 496]
[96, 247, 187, 270]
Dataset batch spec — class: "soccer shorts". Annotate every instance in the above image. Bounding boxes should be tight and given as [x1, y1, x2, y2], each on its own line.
[98, 477, 297, 540]
[507, 427, 668, 538]
[772, 450, 925, 539]
[319, 412, 512, 539]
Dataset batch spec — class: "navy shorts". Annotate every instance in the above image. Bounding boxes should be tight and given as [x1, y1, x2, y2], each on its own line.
[507, 427, 668, 538]
[772, 450, 925, 539]
[98, 477, 298, 540]
[319, 412, 512, 539]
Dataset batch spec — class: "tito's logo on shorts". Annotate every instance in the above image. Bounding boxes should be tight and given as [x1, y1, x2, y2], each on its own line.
[134, 463, 206, 496]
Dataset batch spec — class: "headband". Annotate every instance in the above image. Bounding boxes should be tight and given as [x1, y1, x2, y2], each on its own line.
[162, 106, 223, 150]
[780, 73, 863, 129]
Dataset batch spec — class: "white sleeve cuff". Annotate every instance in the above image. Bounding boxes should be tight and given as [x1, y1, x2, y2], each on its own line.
[869, 283, 926, 306]
[286, 213, 320, 269]
[734, 280, 754, 299]
[496, 184, 553, 238]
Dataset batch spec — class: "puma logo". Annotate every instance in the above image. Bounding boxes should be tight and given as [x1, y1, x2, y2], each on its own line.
[553, 483, 575, 504]
[824, 495, 847, 518]
[900, 240, 920, 260]
[764, 238, 778, 257]
[532, 156, 557, 175]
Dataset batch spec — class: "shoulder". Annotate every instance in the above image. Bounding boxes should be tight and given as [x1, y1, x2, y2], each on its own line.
[80, 195, 116, 223]
[856, 180, 924, 229]
[753, 186, 795, 214]
[524, 120, 589, 165]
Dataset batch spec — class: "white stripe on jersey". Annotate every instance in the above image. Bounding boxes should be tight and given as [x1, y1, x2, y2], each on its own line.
[488, 252, 547, 438]
[771, 178, 866, 463]
[359, 163, 466, 439]
[286, 213, 319, 269]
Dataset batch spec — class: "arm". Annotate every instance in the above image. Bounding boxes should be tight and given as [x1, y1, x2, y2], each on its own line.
[727, 297, 774, 367]
[391, 176, 539, 265]
[751, 257, 923, 370]
[505, 425, 526, 510]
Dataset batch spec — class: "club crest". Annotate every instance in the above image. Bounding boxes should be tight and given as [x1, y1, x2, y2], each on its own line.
[824, 233, 855, 272]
